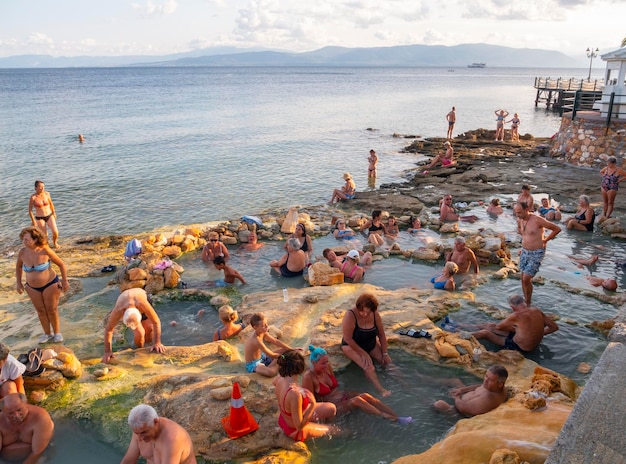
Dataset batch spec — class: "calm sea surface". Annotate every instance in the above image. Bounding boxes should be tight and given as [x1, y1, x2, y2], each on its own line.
[0, 65, 621, 463]
[0, 66, 585, 247]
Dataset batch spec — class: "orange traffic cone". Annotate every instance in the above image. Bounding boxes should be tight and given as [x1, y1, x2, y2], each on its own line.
[221, 381, 259, 439]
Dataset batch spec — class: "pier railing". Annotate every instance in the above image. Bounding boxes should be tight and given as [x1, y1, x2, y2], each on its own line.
[567, 91, 626, 134]
[534, 77, 604, 92]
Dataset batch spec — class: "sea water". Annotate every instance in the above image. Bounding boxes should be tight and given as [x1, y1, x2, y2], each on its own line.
[1, 66, 620, 462]
[0, 66, 572, 248]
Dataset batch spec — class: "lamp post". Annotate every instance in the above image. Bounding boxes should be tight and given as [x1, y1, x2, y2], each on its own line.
[586, 47, 599, 82]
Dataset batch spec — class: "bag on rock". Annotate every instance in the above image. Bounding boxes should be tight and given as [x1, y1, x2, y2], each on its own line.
[20, 348, 45, 377]
[124, 238, 143, 260]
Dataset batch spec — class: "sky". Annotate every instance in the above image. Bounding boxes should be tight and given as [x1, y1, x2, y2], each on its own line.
[0, 0, 624, 59]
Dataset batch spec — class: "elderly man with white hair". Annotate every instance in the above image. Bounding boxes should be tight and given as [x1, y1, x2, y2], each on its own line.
[102, 288, 165, 363]
[121, 404, 196, 464]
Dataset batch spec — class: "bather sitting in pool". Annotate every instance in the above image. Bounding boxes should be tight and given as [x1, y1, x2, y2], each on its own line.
[538, 198, 562, 221]
[269, 238, 306, 277]
[440, 195, 479, 223]
[433, 365, 508, 417]
[486, 198, 503, 215]
[430, 262, 458, 291]
[340, 250, 366, 283]
[333, 219, 356, 240]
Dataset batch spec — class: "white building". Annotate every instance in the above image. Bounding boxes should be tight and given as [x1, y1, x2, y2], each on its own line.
[595, 47, 626, 118]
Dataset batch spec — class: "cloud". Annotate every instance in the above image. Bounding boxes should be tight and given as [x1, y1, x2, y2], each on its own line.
[26, 32, 54, 47]
[132, 0, 179, 17]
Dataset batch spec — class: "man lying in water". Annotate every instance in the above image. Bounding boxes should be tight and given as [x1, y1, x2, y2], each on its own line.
[433, 365, 508, 417]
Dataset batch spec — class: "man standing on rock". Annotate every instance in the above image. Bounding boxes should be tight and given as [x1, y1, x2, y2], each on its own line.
[446, 106, 456, 139]
[472, 295, 559, 352]
[102, 288, 165, 363]
[121, 404, 196, 464]
[0, 393, 54, 463]
[513, 202, 561, 305]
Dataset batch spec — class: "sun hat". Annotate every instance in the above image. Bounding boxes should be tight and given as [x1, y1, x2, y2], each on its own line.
[343, 172, 352, 180]
[444, 141, 451, 146]
[347, 249, 360, 259]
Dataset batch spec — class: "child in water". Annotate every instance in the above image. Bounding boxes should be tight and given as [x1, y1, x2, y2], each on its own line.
[213, 256, 246, 285]
[244, 313, 292, 377]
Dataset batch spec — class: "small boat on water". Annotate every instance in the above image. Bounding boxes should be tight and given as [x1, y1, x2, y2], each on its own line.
[467, 63, 486, 68]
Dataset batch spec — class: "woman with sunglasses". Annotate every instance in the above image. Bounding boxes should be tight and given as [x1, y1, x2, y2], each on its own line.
[201, 231, 230, 263]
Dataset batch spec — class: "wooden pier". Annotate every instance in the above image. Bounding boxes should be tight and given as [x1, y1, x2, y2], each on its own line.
[534, 77, 604, 112]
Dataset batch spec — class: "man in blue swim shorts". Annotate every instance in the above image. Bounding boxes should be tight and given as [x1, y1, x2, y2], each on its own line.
[513, 202, 561, 305]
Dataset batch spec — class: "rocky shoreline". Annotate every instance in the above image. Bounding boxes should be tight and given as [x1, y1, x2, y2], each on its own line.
[1, 129, 625, 463]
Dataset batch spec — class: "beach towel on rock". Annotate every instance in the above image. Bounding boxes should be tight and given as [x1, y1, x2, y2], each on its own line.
[124, 238, 142, 260]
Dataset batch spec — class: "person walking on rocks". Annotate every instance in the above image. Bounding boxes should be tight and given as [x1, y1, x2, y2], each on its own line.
[513, 202, 561, 305]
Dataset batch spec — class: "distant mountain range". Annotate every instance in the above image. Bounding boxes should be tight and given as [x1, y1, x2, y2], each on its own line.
[0, 43, 588, 68]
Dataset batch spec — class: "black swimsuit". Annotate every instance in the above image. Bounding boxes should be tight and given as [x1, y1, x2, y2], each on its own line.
[280, 252, 303, 277]
[341, 309, 378, 352]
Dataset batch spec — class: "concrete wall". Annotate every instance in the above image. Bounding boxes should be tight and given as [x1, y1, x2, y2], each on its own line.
[550, 112, 626, 168]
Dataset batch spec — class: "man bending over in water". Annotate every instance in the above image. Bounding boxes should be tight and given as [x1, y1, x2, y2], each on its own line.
[433, 365, 508, 417]
[102, 288, 165, 363]
[121, 404, 196, 464]
[0, 393, 54, 463]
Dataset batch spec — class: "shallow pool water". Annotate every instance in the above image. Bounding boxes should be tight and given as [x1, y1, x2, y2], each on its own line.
[309, 352, 480, 464]
[47, 420, 124, 463]
[59, 201, 625, 462]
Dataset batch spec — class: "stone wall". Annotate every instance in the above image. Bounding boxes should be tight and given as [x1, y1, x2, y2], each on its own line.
[550, 111, 626, 168]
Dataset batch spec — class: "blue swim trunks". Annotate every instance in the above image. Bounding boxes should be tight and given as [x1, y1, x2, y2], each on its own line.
[520, 248, 545, 277]
[245, 352, 272, 373]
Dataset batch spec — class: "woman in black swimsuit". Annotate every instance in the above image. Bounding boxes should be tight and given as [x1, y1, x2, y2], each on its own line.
[287, 223, 312, 261]
[566, 195, 595, 232]
[341, 293, 392, 397]
[360, 210, 385, 247]
[15, 226, 69, 344]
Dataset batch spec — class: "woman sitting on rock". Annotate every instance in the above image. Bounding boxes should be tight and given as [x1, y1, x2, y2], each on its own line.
[328, 172, 356, 205]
